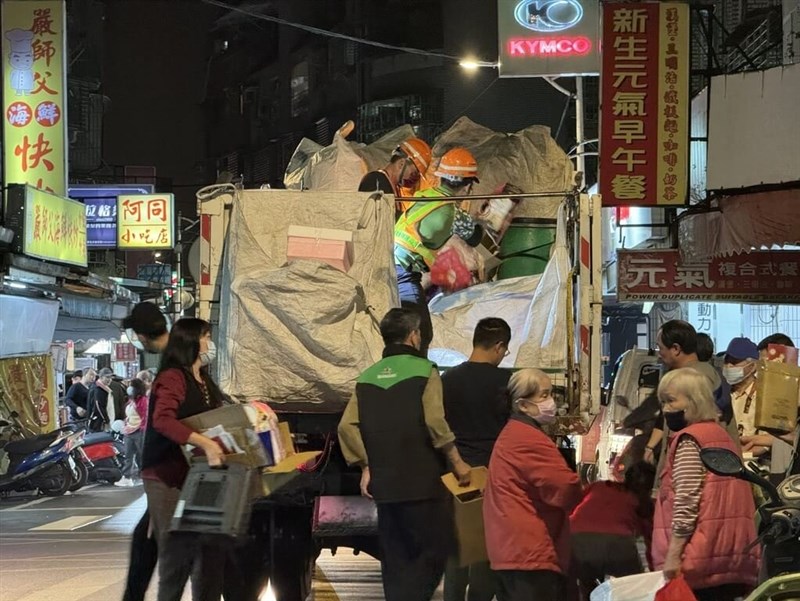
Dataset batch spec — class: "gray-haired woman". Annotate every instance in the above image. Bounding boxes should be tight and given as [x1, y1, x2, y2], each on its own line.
[483, 369, 583, 601]
[652, 367, 759, 600]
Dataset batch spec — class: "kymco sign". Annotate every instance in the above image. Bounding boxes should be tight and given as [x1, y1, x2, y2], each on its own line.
[499, 0, 601, 77]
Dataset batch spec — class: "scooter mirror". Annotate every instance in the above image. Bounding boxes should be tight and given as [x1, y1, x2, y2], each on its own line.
[700, 447, 743, 476]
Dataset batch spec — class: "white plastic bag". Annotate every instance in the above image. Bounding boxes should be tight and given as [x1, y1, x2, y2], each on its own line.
[589, 572, 666, 601]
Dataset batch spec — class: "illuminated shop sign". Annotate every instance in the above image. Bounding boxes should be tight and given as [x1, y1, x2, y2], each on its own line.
[499, 0, 600, 77]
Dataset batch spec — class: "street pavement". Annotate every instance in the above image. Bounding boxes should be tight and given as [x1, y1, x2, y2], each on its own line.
[0, 483, 444, 601]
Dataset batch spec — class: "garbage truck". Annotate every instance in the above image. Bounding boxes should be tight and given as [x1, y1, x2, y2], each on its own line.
[193, 122, 604, 600]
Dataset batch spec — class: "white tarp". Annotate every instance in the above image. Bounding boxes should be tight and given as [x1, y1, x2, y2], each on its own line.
[283, 118, 574, 221]
[217, 190, 398, 408]
[429, 204, 570, 371]
[283, 124, 417, 191]
[428, 118, 574, 220]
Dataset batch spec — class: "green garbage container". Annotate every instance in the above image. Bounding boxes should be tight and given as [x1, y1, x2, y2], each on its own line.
[497, 218, 557, 280]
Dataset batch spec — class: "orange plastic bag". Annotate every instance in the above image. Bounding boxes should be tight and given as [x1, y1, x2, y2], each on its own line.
[654, 576, 697, 601]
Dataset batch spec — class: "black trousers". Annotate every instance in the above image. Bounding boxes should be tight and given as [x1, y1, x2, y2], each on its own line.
[122, 511, 158, 601]
[443, 560, 496, 601]
[377, 498, 455, 601]
[495, 570, 565, 601]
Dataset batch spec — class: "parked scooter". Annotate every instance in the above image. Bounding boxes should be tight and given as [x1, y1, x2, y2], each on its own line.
[59, 419, 124, 484]
[700, 447, 800, 601]
[0, 418, 81, 497]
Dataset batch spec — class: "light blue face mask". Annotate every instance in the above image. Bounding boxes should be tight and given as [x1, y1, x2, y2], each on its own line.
[199, 340, 217, 366]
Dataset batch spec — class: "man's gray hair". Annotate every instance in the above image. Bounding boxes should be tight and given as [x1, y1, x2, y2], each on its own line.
[657, 367, 719, 423]
[508, 368, 549, 413]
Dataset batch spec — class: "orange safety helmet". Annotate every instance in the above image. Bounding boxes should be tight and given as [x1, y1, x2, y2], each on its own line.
[434, 147, 480, 182]
[396, 137, 432, 175]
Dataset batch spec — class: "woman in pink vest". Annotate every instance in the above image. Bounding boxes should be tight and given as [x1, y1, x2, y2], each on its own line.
[653, 367, 760, 600]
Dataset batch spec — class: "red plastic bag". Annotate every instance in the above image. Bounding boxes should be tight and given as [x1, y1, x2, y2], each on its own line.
[654, 576, 697, 601]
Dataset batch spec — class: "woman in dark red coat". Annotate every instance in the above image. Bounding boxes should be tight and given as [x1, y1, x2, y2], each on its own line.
[483, 368, 583, 601]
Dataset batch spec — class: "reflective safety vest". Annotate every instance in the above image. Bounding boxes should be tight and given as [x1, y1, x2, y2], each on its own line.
[394, 188, 451, 269]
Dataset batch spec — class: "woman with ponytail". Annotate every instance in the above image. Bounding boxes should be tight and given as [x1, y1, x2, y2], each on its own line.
[482, 369, 583, 601]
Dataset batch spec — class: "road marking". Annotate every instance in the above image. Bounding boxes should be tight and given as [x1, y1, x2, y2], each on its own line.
[29, 515, 111, 531]
[0, 496, 50, 511]
[15, 569, 124, 601]
[1, 506, 129, 512]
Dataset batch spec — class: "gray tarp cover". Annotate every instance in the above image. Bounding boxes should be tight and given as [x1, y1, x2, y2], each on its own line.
[217, 190, 398, 409]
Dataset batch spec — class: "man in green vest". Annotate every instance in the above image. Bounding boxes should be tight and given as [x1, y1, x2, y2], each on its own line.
[338, 307, 472, 601]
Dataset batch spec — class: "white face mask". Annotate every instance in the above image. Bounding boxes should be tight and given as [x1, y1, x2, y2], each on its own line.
[199, 340, 217, 366]
[723, 365, 747, 385]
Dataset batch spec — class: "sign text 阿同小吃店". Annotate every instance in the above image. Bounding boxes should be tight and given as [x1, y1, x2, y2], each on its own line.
[498, 0, 600, 77]
[600, 2, 689, 206]
[617, 250, 800, 302]
[2, 1, 68, 197]
[117, 194, 174, 250]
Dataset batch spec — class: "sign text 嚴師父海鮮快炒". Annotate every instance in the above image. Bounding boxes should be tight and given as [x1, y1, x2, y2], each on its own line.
[599, 2, 690, 206]
[498, 0, 601, 77]
[117, 194, 175, 250]
[2, 1, 68, 197]
[617, 250, 800, 302]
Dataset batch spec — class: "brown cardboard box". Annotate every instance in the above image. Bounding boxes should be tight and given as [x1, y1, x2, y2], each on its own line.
[441, 467, 489, 567]
[180, 405, 320, 497]
[755, 361, 800, 434]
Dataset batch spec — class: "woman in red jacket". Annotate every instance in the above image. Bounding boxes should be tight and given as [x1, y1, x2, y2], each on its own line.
[141, 318, 226, 601]
[653, 367, 759, 600]
[569, 461, 656, 600]
[483, 368, 583, 601]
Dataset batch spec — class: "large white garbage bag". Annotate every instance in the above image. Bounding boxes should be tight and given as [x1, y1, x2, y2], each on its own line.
[590, 572, 666, 601]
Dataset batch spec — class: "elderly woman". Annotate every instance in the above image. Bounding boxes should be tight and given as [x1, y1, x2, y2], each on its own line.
[483, 368, 583, 601]
[654, 367, 759, 600]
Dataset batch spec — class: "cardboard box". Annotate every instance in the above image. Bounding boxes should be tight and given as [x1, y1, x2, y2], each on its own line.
[181, 404, 320, 497]
[441, 467, 489, 567]
[755, 361, 800, 434]
[287, 225, 353, 272]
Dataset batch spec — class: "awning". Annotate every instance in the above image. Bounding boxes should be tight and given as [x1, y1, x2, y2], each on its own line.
[678, 188, 800, 262]
[53, 316, 121, 344]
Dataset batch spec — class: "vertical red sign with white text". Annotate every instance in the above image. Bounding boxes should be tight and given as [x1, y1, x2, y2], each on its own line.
[600, 2, 689, 206]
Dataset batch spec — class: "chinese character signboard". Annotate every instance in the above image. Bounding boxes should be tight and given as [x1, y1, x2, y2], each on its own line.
[117, 194, 174, 250]
[0, 354, 57, 435]
[83, 198, 117, 248]
[498, 0, 601, 77]
[600, 2, 689, 206]
[1, 1, 68, 197]
[617, 250, 800, 302]
[4, 184, 87, 267]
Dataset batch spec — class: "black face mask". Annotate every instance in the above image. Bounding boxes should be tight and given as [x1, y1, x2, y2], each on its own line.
[664, 410, 688, 432]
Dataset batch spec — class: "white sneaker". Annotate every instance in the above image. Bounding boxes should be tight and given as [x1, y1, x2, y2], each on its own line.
[114, 477, 134, 487]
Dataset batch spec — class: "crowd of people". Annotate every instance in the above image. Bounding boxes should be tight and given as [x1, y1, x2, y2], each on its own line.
[63, 363, 154, 487]
[339, 313, 797, 601]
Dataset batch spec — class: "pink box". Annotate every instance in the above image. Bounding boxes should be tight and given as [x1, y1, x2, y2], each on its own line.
[287, 226, 353, 272]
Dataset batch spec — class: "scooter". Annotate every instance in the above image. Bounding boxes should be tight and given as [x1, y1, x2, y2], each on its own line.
[0, 419, 82, 497]
[58, 419, 124, 484]
[699, 447, 800, 601]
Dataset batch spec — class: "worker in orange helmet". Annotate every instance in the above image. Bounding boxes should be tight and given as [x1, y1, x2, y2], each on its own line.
[394, 147, 482, 356]
[359, 137, 432, 216]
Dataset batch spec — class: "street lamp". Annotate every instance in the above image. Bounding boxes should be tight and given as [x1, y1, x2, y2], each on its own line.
[459, 59, 500, 71]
